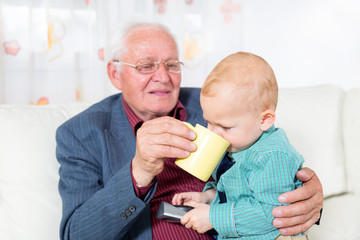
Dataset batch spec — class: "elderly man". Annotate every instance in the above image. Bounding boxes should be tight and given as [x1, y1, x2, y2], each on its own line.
[56, 22, 323, 240]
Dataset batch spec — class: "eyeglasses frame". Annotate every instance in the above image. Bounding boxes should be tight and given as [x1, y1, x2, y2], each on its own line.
[112, 59, 184, 74]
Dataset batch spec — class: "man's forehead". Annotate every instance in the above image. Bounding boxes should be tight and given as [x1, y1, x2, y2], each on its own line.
[124, 33, 178, 61]
[127, 27, 174, 44]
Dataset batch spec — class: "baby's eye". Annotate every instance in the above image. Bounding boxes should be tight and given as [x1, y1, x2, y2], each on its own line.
[222, 126, 232, 131]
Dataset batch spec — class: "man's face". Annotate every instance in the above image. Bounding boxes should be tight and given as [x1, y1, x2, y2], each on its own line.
[115, 27, 181, 121]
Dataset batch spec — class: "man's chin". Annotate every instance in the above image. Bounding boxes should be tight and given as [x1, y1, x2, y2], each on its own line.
[150, 105, 176, 117]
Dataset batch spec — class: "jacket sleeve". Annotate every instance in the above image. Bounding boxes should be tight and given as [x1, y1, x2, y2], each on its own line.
[56, 120, 155, 240]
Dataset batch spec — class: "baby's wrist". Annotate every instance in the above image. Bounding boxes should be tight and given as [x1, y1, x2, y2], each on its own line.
[204, 189, 216, 203]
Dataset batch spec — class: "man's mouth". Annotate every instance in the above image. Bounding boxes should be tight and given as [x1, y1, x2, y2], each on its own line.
[149, 90, 171, 96]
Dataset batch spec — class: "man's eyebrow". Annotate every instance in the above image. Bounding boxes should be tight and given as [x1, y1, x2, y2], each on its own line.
[137, 57, 154, 61]
[137, 55, 179, 62]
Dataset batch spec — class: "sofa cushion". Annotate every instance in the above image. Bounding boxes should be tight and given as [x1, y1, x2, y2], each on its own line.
[0, 104, 89, 240]
[343, 88, 360, 195]
[307, 193, 360, 239]
[276, 85, 347, 198]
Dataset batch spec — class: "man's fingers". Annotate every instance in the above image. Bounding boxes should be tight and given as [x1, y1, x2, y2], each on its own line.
[278, 181, 315, 204]
[142, 116, 196, 141]
[295, 167, 314, 181]
[278, 168, 322, 204]
[273, 198, 313, 218]
[138, 138, 193, 160]
[153, 131, 196, 153]
[277, 217, 317, 236]
[273, 208, 316, 228]
[133, 116, 199, 185]
[272, 167, 323, 236]
[139, 117, 197, 156]
[158, 144, 192, 159]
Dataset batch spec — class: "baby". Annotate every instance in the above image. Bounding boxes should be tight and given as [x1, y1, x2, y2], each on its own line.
[172, 52, 309, 240]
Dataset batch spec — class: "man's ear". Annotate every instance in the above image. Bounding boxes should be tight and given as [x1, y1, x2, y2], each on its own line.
[107, 61, 122, 90]
[260, 109, 276, 131]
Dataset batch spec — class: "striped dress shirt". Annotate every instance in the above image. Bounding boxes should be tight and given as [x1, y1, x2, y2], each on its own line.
[122, 97, 214, 240]
[205, 126, 304, 240]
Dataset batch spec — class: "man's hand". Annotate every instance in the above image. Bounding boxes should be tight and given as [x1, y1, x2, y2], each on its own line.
[181, 201, 213, 234]
[272, 167, 323, 235]
[132, 117, 197, 186]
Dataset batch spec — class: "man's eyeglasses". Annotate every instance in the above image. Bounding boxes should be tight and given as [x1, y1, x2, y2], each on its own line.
[113, 60, 184, 74]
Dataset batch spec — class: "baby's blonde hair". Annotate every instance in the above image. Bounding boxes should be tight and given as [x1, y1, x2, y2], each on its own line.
[201, 52, 278, 114]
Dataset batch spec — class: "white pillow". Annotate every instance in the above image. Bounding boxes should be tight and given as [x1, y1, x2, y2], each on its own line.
[276, 85, 347, 198]
[0, 104, 88, 240]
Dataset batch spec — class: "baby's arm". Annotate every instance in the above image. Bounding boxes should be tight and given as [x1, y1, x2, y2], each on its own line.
[172, 188, 216, 205]
[210, 153, 303, 237]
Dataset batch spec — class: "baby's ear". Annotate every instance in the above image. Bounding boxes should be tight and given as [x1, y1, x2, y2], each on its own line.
[260, 109, 276, 131]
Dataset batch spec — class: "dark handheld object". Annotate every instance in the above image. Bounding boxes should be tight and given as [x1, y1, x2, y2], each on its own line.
[156, 201, 193, 222]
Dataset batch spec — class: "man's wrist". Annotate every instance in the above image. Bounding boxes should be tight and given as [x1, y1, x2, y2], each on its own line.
[130, 163, 155, 199]
[131, 159, 155, 186]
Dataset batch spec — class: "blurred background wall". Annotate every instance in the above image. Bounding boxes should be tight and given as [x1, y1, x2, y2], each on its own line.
[1, 0, 359, 104]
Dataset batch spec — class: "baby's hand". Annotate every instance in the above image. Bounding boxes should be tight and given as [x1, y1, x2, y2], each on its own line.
[181, 201, 213, 234]
[172, 189, 216, 205]
[172, 192, 204, 205]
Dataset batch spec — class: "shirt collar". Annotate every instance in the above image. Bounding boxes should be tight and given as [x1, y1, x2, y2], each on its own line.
[122, 96, 187, 135]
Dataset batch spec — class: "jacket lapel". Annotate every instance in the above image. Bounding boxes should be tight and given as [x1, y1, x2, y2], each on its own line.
[105, 96, 136, 175]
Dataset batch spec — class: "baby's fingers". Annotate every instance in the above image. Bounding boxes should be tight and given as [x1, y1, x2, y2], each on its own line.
[180, 212, 190, 226]
[172, 193, 184, 205]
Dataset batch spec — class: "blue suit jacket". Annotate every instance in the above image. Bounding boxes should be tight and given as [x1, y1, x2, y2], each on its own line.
[56, 88, 206, 240]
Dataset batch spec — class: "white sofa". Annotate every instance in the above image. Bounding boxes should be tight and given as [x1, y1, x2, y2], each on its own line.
[0, 84, 359, 240]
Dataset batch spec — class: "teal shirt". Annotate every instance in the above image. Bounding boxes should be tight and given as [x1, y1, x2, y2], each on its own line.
[204, 125, 304, 240]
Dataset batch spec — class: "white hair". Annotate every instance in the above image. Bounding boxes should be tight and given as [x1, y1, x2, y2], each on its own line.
[104, 21, 178, 71]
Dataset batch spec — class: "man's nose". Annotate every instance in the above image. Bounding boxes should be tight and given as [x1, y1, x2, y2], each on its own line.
[153, 62, 170, 82]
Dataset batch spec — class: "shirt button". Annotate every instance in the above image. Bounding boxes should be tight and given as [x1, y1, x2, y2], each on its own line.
[129, 206, 136, 212]
[125, 209, 132, 216]
[120, 213, 127, 220]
